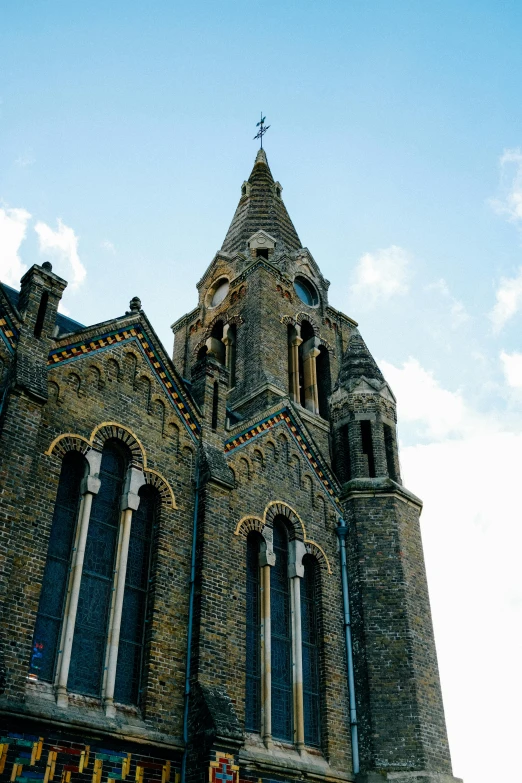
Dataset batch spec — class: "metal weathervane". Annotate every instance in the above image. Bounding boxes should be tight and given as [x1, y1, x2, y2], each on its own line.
[254, 113, 270, 148]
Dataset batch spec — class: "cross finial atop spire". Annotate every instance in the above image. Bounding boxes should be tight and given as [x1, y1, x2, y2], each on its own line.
[253, 112, 270, 149]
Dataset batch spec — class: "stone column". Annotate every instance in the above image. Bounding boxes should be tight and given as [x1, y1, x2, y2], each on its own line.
[103, 466, 145, 717]
[302, 338, 320, 414]
[259, 537, 275, 748]
[55, 450, 101, 708]
[289, 539, 306, 753]
[223, 324, 236, 388]
[290, 333, 303, 403]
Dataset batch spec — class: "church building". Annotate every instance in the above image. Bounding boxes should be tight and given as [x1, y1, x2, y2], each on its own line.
[0, 147, 462, 783]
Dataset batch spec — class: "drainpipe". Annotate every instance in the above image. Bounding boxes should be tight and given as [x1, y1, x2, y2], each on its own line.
[336, 517, 360, 775]
[181, 455, 200, 783]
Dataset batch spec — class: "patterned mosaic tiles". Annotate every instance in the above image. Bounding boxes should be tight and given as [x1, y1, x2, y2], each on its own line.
[48, 325, 200, 438]
[209, 753, 238, 783]
[225, 407, 340, 506]
[0, 733, 177, 783]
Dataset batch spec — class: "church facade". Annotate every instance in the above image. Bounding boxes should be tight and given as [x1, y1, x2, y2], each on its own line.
[0, 149, 462, 783]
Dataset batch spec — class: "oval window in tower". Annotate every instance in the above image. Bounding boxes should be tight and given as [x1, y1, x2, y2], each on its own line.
[209, 278, 229, 308]
[294, 276, 319, 307]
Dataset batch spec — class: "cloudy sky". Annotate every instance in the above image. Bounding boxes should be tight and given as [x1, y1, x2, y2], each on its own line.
[1, 2, 521, 780]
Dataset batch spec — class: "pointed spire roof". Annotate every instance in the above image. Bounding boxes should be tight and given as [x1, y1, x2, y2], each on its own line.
[336, 331, 385, 389]
[221, 149, 302, 255]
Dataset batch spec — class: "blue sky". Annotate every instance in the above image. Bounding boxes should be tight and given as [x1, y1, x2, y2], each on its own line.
[2, 3, 522, 781]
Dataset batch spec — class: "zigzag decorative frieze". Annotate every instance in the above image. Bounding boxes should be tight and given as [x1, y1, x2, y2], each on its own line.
[0, 313, 18, 351]
[224, 407, 340, 506]
[47, 325, 200, 438]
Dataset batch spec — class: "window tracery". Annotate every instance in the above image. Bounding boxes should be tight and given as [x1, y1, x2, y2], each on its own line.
[30, 435, 162, 714]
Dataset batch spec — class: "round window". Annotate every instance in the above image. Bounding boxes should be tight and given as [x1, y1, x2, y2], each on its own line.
[209, 279, 229, 308]
[294, 276, 319, 307]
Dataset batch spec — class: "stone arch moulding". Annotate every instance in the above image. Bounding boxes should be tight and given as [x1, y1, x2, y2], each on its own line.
[203, 313, 244, 342]
[45, 421, 176, 509]
[281, 313, 332, 351]
[234, 500, 331, 574]
[295, 312, 320, 336]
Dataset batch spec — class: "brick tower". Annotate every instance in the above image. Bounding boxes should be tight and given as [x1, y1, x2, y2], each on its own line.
[0, 147, 462, 783]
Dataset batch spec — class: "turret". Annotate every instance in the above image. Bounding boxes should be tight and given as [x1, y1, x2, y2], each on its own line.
[330, 331, 401, 485]
[13, 262, 67, 401]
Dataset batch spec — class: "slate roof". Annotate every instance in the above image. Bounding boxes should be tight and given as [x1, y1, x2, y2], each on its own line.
[0, 283, 84, 337]
[221, 149, 302, 255]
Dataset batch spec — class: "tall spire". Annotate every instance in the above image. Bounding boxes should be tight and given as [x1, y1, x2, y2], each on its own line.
[221, 150, 302, 256]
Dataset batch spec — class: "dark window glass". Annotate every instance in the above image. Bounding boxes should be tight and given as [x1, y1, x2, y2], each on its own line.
[114, 486, 155, 705]
[271, 519, 293, 741]
[245, 534, 261, 731]
[302, 558, 321, 747]
[360, 420, 376, 478]
[29, 452, 84, 681]
[294, 277, 319, 307]
[317, 346, 331, 419]
[68, 441, 125, 696]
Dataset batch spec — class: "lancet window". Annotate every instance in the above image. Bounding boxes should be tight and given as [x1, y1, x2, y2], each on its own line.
[29, 438, 157, 714]
[29, 451, 85, 682]
[287, 321, 330, 417]
[271, 520, 293, 741]
[68, 441, 125, 696]
[244, 517, 323, 750]
[301, 556, 321, 746]
[245, 533, 262, 732]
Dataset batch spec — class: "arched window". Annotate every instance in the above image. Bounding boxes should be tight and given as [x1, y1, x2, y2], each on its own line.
[245, 532, 262, 732]
[316, 346, 331, 419]
[271, 519, 293, 741]
[210, 321, 226, 364]
[302, 556, 321, 746]
[114, 484, 156, 705]
[299, 320, 315, 409]
[68, 440, 127, 696]
[29, 451, 85, 681]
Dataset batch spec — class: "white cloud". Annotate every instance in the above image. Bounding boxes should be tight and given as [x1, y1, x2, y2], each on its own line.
[15, 153, 35, 168]
[35, 218, 86, 289]
[500, 350, 522, 388]
[101, 239, 116, 254]
[401, 434, 522, 783]
[490, 147, 522, 224]
[489, 265, 522, 332]
[383, 357, 522, 783]
[379, 357, 485, 440]
[426, 278, 469, 329]
[0, 206, 31, 285]
[350, 245, 410, 306]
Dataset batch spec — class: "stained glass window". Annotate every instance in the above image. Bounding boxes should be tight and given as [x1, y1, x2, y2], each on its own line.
[68, 441, 126, 696]
[114, 485, 155, 705]
[29, 452, 85, 681]
[301, 556, 321, 747]
[271, 519, 293, 741]
[245, 533, 261, 732]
